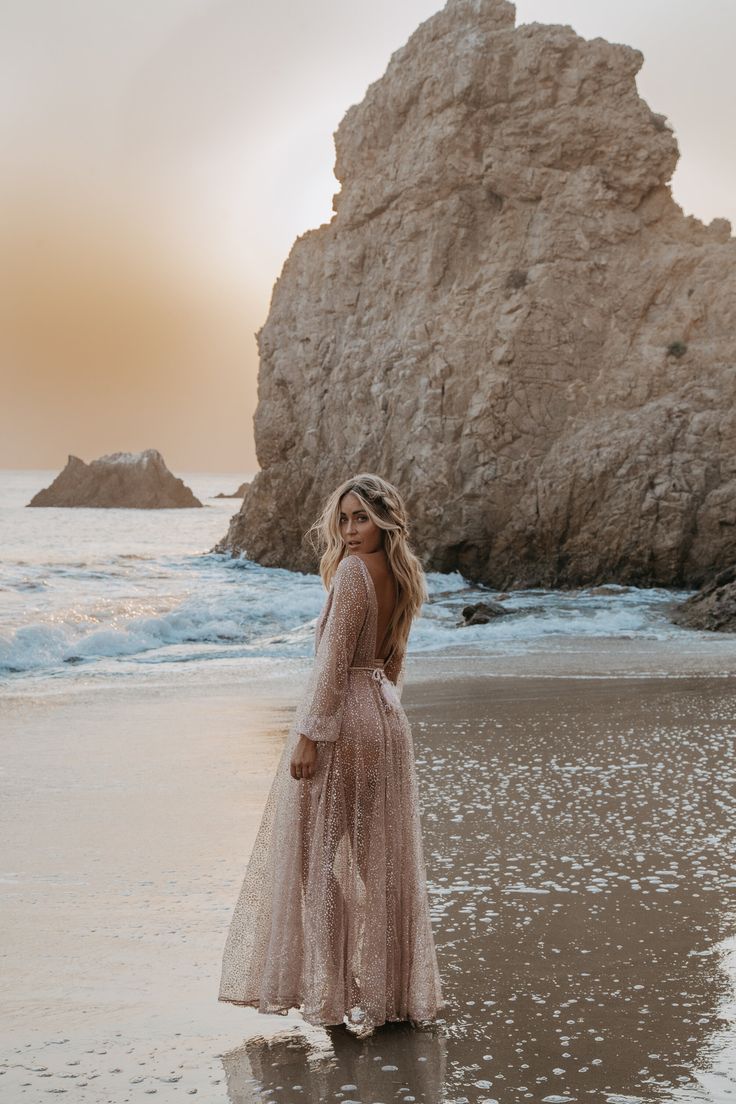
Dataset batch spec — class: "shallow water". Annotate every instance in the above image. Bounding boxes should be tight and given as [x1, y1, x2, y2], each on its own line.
[414, 675, 736, 1102]
[2, 671, 735, 1101]
[217, 675, 736, 1103]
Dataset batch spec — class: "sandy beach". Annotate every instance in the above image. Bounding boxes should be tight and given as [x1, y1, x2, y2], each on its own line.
[1, 644, 735, 1102]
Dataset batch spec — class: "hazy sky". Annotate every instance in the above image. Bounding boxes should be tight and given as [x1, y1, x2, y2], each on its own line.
[2, 0, 733, 474]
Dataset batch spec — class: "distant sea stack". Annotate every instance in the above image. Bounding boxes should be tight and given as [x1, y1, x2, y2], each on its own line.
[214, 0, 736, 589]
[28, 449, 203, 508]
[214, 481, 251, 499]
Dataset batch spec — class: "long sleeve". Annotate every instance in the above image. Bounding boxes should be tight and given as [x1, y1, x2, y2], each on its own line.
[296, 555, 369, 743]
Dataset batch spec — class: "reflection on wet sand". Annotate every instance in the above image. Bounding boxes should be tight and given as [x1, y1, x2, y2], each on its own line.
[3, 669, 731, 1101]
[220, 675, 736, 1103]
[222, 1021, 447, 1103]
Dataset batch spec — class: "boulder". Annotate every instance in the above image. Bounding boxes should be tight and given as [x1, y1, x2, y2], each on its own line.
[460, 600, 511, 625]
[669, 566, 736, 632]
[214, 0, 736, 589]
[28, 449, 202, 508]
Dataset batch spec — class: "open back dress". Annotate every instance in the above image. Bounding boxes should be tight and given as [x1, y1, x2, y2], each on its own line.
[217, 552, 444, 1030]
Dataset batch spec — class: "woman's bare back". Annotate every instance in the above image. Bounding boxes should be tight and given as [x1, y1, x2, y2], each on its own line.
[352, 550, 398, 662]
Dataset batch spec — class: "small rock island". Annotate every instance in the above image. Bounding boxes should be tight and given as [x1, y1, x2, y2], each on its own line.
[213, 482, 251, 499]
[28, 449, 203, 509]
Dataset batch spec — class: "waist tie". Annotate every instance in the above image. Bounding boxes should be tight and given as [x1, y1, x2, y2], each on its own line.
[349, 664, 401, 712]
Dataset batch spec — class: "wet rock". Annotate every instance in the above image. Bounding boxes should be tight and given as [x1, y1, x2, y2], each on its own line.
[460, 601, 511, 625]
[28, 449, 202, 509]
[586, 586, 633, 596]
[213, 0, 736, 590]
[669, 565, 736, 632]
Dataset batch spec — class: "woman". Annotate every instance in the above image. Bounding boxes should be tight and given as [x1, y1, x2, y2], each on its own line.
[218, 473, 445, 1038]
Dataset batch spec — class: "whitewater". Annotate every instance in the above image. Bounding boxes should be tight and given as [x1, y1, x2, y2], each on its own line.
[2, 469, 732, 698]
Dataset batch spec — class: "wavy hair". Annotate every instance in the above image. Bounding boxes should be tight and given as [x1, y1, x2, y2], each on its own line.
[305, 473, 427, 660]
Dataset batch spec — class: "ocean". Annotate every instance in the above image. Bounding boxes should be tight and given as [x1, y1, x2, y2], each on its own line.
[0, 469, 727, 698]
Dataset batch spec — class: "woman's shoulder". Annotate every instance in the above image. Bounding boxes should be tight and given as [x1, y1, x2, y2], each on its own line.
[332, 553, 369, 592]
[326, 557, 370, 619]
[334, 553, 363, 577]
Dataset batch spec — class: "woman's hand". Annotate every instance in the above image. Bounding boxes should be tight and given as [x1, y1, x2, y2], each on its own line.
[290, 734, 318, 781]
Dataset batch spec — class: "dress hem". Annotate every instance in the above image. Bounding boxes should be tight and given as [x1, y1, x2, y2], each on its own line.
[217, 994, 445, 1031]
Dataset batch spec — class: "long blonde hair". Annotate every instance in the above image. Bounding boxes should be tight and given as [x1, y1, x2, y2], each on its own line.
[305, 473, 427, 661]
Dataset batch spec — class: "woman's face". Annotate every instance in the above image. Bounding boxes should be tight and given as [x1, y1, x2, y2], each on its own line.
[339, 491, 383, 554]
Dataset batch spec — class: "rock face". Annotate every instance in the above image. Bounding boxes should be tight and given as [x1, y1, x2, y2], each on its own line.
[28, 449, 202, 508]
[669, 566, 736, 632]
[215, 0, 736, 588]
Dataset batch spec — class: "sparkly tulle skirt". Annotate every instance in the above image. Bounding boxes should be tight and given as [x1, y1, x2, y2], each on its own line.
[217, 668, 445, 1030]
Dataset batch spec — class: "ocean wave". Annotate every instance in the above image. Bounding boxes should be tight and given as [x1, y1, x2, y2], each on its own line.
[0, 551, 698, 678]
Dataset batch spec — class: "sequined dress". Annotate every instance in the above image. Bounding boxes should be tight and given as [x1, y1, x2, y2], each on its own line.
[217, 552, 445, 1029]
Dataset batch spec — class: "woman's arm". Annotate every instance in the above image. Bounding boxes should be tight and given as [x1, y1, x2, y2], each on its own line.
[296, 555, 369, 744]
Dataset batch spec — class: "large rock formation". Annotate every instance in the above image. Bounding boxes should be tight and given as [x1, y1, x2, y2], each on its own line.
[28, 449, 202, 508]
[215, 0, 736, 588]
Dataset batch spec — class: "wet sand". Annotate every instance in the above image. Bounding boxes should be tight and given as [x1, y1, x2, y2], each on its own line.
[1, 652, 735, 1102]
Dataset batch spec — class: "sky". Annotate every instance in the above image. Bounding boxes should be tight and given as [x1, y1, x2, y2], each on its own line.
[1, 0, 734, 474]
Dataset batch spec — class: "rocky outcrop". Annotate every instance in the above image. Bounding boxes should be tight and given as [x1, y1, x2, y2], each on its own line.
[28, 449, 202, 508]
[214, 0, 736, 589]
[669, 566, 736, 632]
[214, 481, 251, 499]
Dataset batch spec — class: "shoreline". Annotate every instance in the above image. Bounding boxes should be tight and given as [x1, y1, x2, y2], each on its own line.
[3, 629, 736, 707]
[2, 654, 735, 1100]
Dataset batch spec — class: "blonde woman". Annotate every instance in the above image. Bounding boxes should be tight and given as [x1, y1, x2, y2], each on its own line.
[218, 473, 445, 1038]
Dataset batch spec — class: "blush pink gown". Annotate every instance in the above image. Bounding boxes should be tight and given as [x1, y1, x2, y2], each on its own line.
[217, 552, 445, 1030]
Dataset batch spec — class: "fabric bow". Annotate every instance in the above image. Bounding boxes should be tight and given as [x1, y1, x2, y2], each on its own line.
[371, 667, 401, 712]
